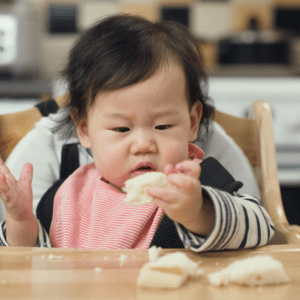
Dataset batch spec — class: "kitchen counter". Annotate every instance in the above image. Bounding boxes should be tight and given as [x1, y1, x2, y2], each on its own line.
[209, 65, 300, 77]
[0, 78, 52, 99]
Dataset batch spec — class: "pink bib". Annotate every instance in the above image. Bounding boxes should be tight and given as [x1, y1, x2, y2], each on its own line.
[50, 144, 204, 249]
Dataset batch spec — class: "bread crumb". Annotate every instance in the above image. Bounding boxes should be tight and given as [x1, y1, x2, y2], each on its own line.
[148, 246, 162, 262]
[194, 268, 204, 277]
[119, 254, 128, 267]
[48, 254, 63, 260]
[208, 255, 291, 287]
[94, 267, 102, 273]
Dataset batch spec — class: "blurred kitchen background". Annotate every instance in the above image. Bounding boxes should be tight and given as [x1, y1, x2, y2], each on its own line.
[1, 0, 300, 224]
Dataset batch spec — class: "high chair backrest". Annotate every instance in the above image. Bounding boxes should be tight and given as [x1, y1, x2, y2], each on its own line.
[214, 101, 300, 245]
[0, 94, 68, 162]
[0, 106, 42, 162]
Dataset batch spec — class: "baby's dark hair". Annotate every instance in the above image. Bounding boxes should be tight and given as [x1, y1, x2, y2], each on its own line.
[59, 14, 214, 138]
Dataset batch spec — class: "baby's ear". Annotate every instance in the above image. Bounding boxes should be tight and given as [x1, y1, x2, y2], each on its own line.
[76, 119, 91, 149]
[189, 101, 202, 142]
[70, 108, 91, 148]
[70, 108, 78, 122]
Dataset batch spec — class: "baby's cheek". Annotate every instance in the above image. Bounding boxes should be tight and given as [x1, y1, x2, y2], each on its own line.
[93, 148, 120, 175]
[163, 143, 189, 166]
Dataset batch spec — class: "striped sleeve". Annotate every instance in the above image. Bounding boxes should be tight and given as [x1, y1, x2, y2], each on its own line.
[175, 186, 275, 252]
[0, 220, 52, 248]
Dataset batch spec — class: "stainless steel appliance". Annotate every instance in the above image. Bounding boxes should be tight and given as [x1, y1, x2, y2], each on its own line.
[0, 0, 40, 78]
[218, 18, 290, 65]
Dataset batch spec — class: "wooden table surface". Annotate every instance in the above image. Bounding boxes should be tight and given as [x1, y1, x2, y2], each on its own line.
[0, 244, 299, 300]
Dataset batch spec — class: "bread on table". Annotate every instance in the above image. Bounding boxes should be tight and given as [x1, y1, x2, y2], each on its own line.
[208, 255, 291, 286]
[137, 252, 201, 289]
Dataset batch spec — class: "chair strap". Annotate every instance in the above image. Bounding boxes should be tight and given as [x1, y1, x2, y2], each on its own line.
[36, 143, 80, 233]
[60, 144, 80, 180]
[35, 99, 59, 117]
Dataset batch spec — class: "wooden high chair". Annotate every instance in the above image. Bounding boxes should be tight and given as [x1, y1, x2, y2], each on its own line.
[214, 101, 300, 245]
[0, 94, 68, 162]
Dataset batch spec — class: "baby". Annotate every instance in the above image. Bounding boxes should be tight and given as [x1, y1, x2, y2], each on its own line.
[0, 15, 274, 250]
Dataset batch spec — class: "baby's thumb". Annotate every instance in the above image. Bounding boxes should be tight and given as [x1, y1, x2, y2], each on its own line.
[175, 160, 201, 178]
[164, 164, 178, 176]
[19, 163, 33, 185]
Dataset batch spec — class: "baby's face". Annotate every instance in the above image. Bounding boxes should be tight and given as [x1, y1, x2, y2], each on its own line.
[76, 64, 202, 188]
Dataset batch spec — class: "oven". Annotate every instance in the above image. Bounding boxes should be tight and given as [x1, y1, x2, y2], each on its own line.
[208, 77, 300, 225]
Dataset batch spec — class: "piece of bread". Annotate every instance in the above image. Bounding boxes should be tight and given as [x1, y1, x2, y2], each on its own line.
[137, 252, 201, 289]
[208, 255, 291, 287]
[123, 172, 173, 206]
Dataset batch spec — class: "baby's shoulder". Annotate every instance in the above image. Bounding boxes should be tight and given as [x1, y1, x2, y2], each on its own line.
[67, 163, 99, 182]
[55, 163, 100, 202]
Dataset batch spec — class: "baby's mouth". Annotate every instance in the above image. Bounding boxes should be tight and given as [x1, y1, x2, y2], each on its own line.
[131, 163, 155, 177]
[138, 166, 152, 171]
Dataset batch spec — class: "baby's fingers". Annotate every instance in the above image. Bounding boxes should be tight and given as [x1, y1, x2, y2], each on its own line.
[0, 173, 16, 202]
[19, 163, 33, 186]
[0, 173, 10, 194]
[146, 186, 178, 204]
[0, 155, 12, 176]
[175, 160, 201, 178]
[0, 156, 17, 186]
[163, 164, 178, 176]
[167, 172, 200, 193]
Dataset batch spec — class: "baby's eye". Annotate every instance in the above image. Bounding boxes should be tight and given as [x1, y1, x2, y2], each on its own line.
[113, 127, 130, 133]
[155, 125, 172, 130]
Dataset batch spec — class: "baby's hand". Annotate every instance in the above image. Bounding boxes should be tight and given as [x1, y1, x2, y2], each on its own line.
[0, 156, 34, 222]
[147, 159, 214, 236]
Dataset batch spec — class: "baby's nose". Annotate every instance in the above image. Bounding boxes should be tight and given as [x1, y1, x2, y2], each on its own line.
[130, 133, 157, 155]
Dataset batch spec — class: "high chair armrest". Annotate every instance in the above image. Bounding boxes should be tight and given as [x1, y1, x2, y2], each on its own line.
[291, 225, 300, 234]
[269, 222, 300, 245]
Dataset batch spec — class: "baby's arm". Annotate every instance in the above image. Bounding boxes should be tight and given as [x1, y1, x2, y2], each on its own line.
[0, 156, 38, 247]
[146, 159, 275, 251]
[146, 160, 215, 237]
[179, 187, 275, 251]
